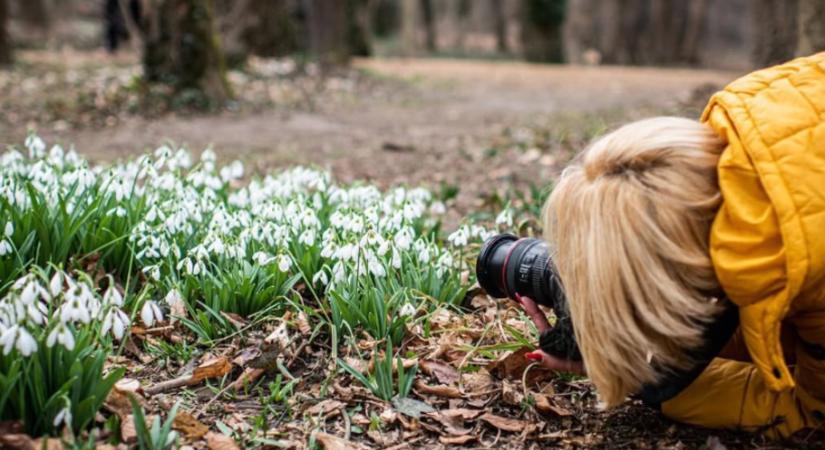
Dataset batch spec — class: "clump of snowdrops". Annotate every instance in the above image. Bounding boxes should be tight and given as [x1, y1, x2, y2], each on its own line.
[0, 135, 496, 435]
[0, 267, 127, 436]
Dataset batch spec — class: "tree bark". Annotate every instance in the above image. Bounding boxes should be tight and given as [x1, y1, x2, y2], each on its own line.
[490, 0, 508, 53]
[0, 0, 11, 67]
[142, 0, 232, 102]
[420, 0, 436, 52]
[15, 0, 50, 31]
[797, 0, 825, 56]
[752, 0, 799, 67]
[303, 0, 351, 65]
[520, 0, 566, 63]
[400, 0, 418, 55]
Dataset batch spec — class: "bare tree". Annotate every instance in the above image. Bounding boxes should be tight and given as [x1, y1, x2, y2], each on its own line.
[490, 0, 508, 53]
[420, 0, 436, 51]
[752, 0, 799, 66]
[15, 0, 49, 32]
[141, 0, 232, 102]
[520, 0, 565, 62]
[400, 0, 418, 55]
[0, 0, 10, 67]
[303, 0, 350, 65]
[797, 0, 825, 56]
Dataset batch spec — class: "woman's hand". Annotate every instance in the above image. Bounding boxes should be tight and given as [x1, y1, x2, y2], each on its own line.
[515, 294, 586, 375]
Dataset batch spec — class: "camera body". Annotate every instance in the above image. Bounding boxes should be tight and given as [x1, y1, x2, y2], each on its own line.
[476, 234, 582, 361]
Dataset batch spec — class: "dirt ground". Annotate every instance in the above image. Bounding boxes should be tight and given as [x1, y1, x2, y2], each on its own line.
[8, 56, 821, 449]
[2, 54, 739, 222]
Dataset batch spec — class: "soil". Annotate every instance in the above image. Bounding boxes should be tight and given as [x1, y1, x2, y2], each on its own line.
[6, 54, 819, 449]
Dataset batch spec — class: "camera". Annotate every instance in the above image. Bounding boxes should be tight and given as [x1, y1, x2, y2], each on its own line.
[476, 234, 582, 361]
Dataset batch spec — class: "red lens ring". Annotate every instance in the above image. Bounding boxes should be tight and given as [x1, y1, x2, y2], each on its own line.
[500, 238, 526, 298]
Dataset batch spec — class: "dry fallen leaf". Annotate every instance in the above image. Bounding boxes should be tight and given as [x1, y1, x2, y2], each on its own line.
[205, 431, 240, 450]
[296, 311, 312, 335]
[306, 399, 345, 416]
[419, 359, 459, 384]
[191, 357, 232, 384]
[439, 434, 476, 445]
[479, 413, 529, 433]
[414, 380, 462, 398]
[172, 410, 209, 439]
[313, 431, 367, 450]
[534, 394, 572, 417]
[488, 346, 555, 384]
[120, 414, 140, 444]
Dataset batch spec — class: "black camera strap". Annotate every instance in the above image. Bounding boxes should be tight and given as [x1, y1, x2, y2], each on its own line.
[637, 299, 740, 407]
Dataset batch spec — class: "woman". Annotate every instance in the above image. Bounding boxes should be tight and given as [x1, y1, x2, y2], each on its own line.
[520, 53, 825, 439]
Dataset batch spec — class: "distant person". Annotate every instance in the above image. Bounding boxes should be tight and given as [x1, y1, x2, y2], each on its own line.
[519, 52, 825, 439]
[104, 0, 141, 53]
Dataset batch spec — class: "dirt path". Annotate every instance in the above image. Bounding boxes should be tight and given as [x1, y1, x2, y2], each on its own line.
[28, 58, 738, 187]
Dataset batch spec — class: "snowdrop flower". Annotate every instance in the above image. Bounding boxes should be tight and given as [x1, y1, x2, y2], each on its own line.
[140, 300, 164, 327]
[391, 248, 402, 269]
[53, 406, 72, 429]
[49, 272, 63, 298]
[399, 303, 416, 318]
[277, 254, 291, 273]
[0, 240, 11, 256]
[253, 251, 274, 265]
[1, 325, 37, 356]
[103, 286, 123, 307]
[448, 228, 468, 247]
[394, 228, 413, 250]
[101, 308, 130, 340]
[46, 323, 75, 350]
[312, 270, 329, 286]
[164, 289, 183, 310]
[368, 258, 386, 277]
[3, 222, 11, 238]
[25, 135, 46, 158]
[495, 209, 514, 227]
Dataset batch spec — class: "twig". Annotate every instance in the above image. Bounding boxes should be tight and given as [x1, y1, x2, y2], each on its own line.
[143, 374, 192, 395]
[339, 405, 351, 441]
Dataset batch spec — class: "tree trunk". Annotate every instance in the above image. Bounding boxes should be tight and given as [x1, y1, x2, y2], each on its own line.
[752, 0, 799, 67]
[303, 0, 350, 65]
[142, 0, 232, 102]
[15, 0, 50, 31]
[419, 0, 436, 52]
[520, 0, 565, 63]
[490, 0, 508, 53]
[797, 0, 825, 56]
[348, 0, 373, 57]
[0, 0, 11, 67]
[400, 0, 418, 55]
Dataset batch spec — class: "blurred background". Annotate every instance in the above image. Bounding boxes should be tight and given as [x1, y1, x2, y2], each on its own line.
[0, 0, 823, 219]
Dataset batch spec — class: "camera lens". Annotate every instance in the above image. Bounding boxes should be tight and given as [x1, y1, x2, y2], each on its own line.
[476, 233, 581, 361]
[476, 234, 560, 308]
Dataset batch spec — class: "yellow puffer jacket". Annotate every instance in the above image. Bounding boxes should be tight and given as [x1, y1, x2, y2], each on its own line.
[661, 53, 825, 439]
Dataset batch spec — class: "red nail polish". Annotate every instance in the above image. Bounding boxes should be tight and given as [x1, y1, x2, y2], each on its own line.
[525, 352, 542, 361]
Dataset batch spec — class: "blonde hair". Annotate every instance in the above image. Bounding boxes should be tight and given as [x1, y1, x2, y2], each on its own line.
[543, 117, 726, 407]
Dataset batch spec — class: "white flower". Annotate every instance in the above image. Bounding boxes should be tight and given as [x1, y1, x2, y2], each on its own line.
[1, 326, 37, 356]
[0, 240, 11, 256]
[164, 289, 183, 309]
[140, 300, 164, 327]
[299, 229, 315, 246]
[399, 303, 416, 318]
[312, 270, 328, 286]
[101, 308, 130, 340]
[391, 248, 402, 269]
[25, 135, 46, 158]
[49, 272, 63, 298]
[46, 324, 75, 350]
[495, 209, 514, 227]
[53, 406, 72, 429]
[103, 286, 123, 307]
[277, 254, 291, 273]
[253, 251, 274, 265]
[368, 258, 386, 277]
[394, 229, 412, 250]
[3, 222, 11, 238]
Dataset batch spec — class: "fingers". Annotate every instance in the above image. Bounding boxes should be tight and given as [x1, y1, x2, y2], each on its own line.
[515, 293, 551, 333]
[525, 350, 585, 375]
